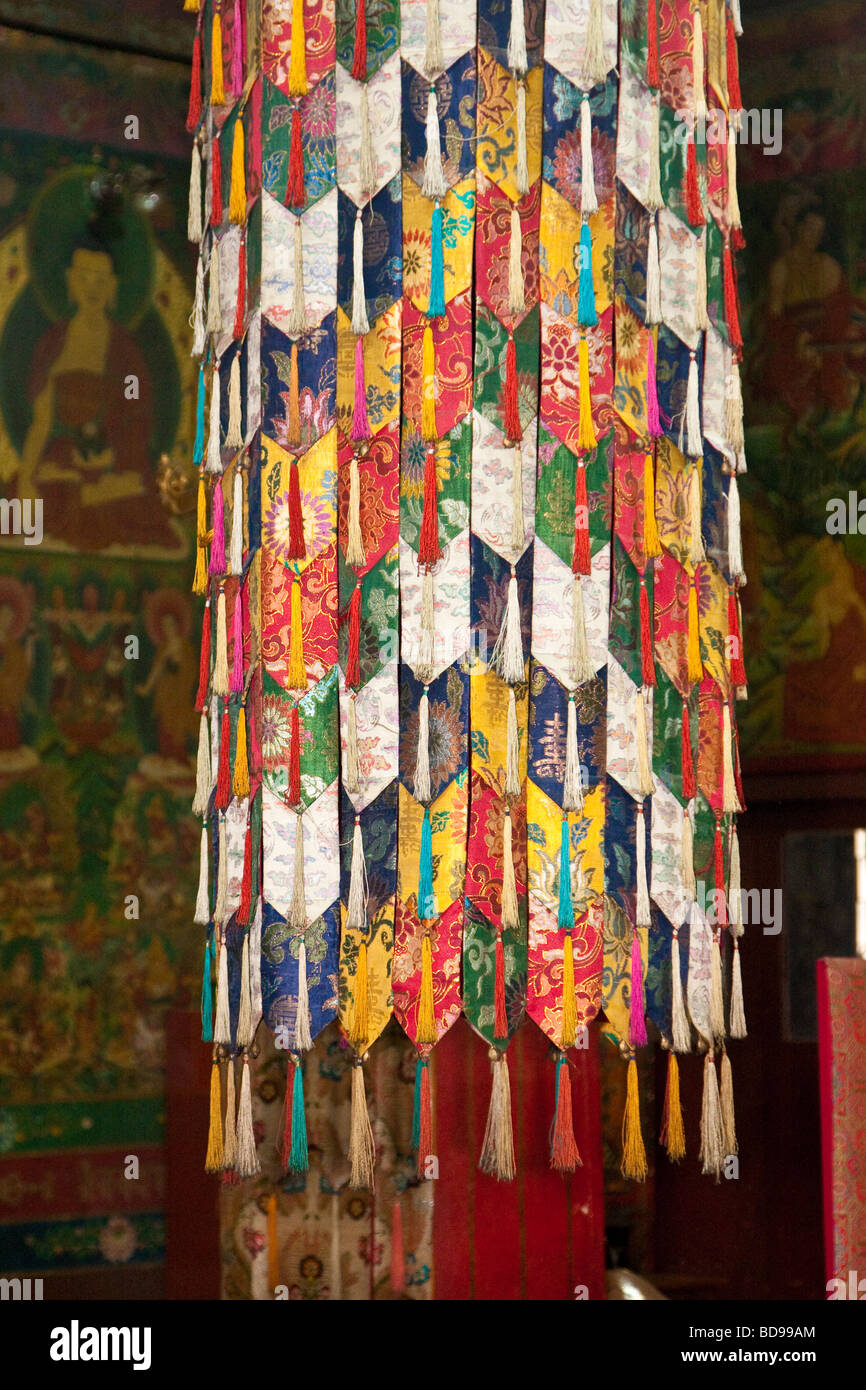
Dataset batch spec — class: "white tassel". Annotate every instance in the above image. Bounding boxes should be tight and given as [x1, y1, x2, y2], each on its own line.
[479, 1052, 516, 1181]
[501, 811, 519, 930]
[699, 1051, 724, 1179]
[581, 0, 607, 86]
[236, 934, 252, 1048]
[692, 4, 706, 122]
[288, 216, 306, 338]
[235, 1056, 261, 1177]
[206, 242, 222, 336]
[722, 702, 741, 813]
[209, 694, 221, 794]
[505, 687, 520, 797]
[226, 354, 243, 450]
[214, 814, 228, 924]
[188, 141, 203, 242]
[351, 210, 370, 336]
[563, 695, 584, 813]
[725, 358, 745, 454]
[729, 825, 743, 935]
[685, 351, 702, 458]
[359, 83, 376, 201]
[570, 574, 595, 686]
[417, 569, 435, 683]
[646, 94, 663, 212]
[695, 228, 708, 332]
[289, 811, 307, 930]
[681, 804, 696, 900]
[635, 805, 651, 926]
[635, 688, 654, 798]
[345, 692, 360, 794]
[348, 1061, 376, 1188]
[720, 1049, 738, 1156]
[645, 215, 661, 325]
[414, 688, 431, 803]
[491, 569, 524, 685]
[510, 444, 525, 553]
[229, 465, 244, 575]
[347, 453, 365, 567]
[508, 205, 525, 318]
[515, 83, 529, 197]
[194, 823, 210, 924]
[206, 363, 222, 474]
[424, 0, 444, 78]
[507, 0, 527, 76]
[579, 96, 598, 216]
[729, 943, 747, 1037]
[688, 464, 705, 564]
[213, 588, 229, 696]
[671, 929, 691, 1052]
[726, 123, 741, 230]
[346, 818, 368, 933]
[710, 932, 726, 1039]
[422, 86, 447, 199]
[330, 1195, 343, 1300]
[193, 714, 212, 818]
[214, 931, 231, 1043]
[731, 0, 743, 37]
[223, 1058, 237, 1169]
[190, 254, 206, 358]
[294, 939, 313, 1051]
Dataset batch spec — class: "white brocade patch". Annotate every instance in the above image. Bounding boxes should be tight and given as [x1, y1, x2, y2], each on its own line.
[339, 661, 399, 814]
[470, 409, 536, 562]
[262, 780, 340, 922]
[650, 780, 690, 928]
[544, 0, 618, 91]
[606, 652, 654, 799]
[531, 536, 609, 687]
[261, 188, 338, 331]
[336, 54, 402, 205]
[400, 0, 477, 75]
[399, 529, 471, 682]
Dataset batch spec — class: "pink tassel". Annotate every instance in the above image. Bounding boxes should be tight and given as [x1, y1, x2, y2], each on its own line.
[647, 334, 662, 438]
[230, 586, 244, 692]
[230, 0, 244, 97]
[352, 337, 370, 442]
[629, 930, 647, 1046]
[209, 482, 226, 576]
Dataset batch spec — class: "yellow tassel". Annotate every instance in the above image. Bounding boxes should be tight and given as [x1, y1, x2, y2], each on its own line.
[233, 702, 250, 797]
[417, 932, 436, 1043]
[577, 336, 597, 450]
[350, 939, 369, 1051]
[288, 343, 301, 447]
[193, 478, 209, 593]
[204, 1057, 224, 1172]
[561, 932, 576, 1049]
[229, 118, 246, 225]
[289, 577, 306, 690]
[288, 0, 309, 97]
[687, 578, 702, 684]
[421, 324, 437, 442]
[184, 0, 201, 11]
[267, 1193, 280, 1292]
[643, 452, 661, 557]
[210, 9, 225, 106]
[620, 1056, 648, 1181]
[662, 1052, 687, 1161]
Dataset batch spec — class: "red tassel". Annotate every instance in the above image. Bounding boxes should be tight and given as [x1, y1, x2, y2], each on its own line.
[346, 584, 362, 690]
[288, 106, 305, 208]
[732, 226, 746, 253]
[187, 31, 203, 132]
[289, 705, 301, 806]
[233, 236, 246, 340]
[196, 598, 211, 712]
[287, 457, 306, 559]
[714, 820, 728, 927]
[551, 1059, 581, 1172]
[723, 241, 743, 352]
[210, 135, 223, 227]
[417, 446, 442, 568]
[572, 462, 591, 575]
[639, 577, 655, 687]
[416, 1058, 432, 1180]
[390, 1199, 405, 1295]
[685, 137, 704, 226]
[681, 700, 696, 800]
[504, 333, 521, 442]
[215, 702, 231, 809]
[646, 0, 659, 88]
[494, 928, 508, 1038]
[726, 15, 742, 111]
[237, 815, 252, 924]
[280, 1059, 294, 1172]
[727, 587, 747, 687]
[351, 0, 367, 80]
[733, 719, 746, 813]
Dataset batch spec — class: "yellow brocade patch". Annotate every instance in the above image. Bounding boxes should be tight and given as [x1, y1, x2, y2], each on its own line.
[260, 428, 337, 575]
[475, 50, 543, 203]
[526, 780, 605, 911]
[335, 300, 402, 436]
[397, 778, 467, 914]
[402, 176, 476, 313]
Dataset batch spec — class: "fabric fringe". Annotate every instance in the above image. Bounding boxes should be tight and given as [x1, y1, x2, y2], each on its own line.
[348, 1060, 376, 1188]
[563, 694, 584, 813]
[671, 928, 691, 1052]
[491, 569, 524, 684]
[422, 86, 447, 198]
[579, 96, 598, 216]
[479, 1051, 516, 1181]
[699, 1051, 725, 1179]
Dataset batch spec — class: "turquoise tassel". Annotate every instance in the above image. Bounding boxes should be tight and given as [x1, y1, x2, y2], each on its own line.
[558, 819, 574, 929]
[200, 934, 213, 1042]
[193, 363, 206, 465]
[577, 221, 597, 328]
[289, 1060, 309, 1172]
[411, 1055, 426, 1150]
[418, 806, 436, 919]
[428, 203, 445, 319]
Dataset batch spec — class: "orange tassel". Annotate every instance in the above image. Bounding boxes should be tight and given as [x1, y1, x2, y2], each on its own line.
[551, 1056, 581, 1173]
